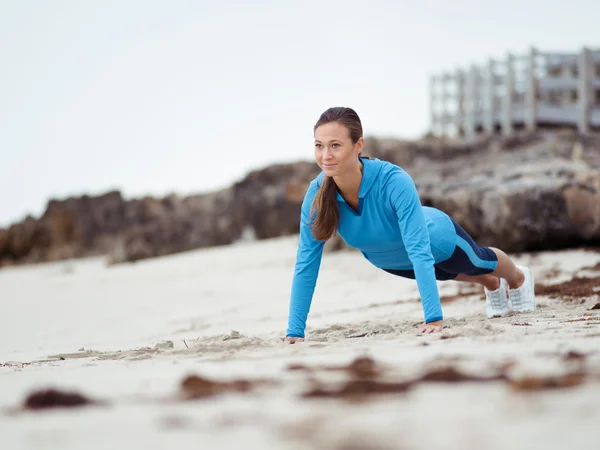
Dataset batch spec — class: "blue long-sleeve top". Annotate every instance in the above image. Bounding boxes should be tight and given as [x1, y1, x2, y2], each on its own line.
[286, 157, 457, 338]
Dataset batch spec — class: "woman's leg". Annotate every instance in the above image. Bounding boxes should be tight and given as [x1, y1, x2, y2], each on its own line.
[452, 248, 525, 290]
[438, 218, 525, 289]
[454, 273, 501, 291]
[435, 217, 534, 315]
[487, 247, 525, 289]
[455, 272, 512, 318]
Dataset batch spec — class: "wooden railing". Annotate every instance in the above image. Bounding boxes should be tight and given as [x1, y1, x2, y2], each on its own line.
[429, 46, 600, 139]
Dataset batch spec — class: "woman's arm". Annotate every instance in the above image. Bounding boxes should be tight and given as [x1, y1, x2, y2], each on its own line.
[285, 183, 325, 338]
[384, 168, 443, 326]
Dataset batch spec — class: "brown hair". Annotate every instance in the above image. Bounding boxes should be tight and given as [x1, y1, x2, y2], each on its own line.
[310, 107, 363, 241]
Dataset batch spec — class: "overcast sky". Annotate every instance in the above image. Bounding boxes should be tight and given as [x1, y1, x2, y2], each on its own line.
[1, 0, 598, 226]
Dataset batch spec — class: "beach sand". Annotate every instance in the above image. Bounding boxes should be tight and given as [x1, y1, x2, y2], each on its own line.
[1, 236, 600, 450]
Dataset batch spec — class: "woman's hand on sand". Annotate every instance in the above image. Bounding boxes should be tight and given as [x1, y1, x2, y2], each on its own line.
[419, 320, 443, 334]
[281, 337, 305, 344]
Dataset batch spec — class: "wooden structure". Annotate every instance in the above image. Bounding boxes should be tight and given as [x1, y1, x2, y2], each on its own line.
[429, 46, 600, 138]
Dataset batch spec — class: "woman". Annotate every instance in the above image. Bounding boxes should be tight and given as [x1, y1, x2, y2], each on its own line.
[282, 107, 535, 343]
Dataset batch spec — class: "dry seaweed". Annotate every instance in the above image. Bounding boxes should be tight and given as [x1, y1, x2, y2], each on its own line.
[562, 350, 587, 361]
[562, 317, 600, 323]
[324, 357, 380, 379]
[439, 334, 461, 340]
[180, 375, 263, 400]
[302, 379, 413, 399]
[23, 388, 95, 410]
[0, 362, 33, 368]
[419, 366, 506, 383]
[287, 357, 381, 379]
[510, 373, 585, 391]
[286, 363, 311, 372]
[296, 355, 589, 400]
[535, 276, 600, 300]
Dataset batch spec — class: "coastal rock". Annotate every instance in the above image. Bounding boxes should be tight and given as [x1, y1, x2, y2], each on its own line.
[1, 131, 599, 267]
[107, 161, 321, 263]
[230, 161, 319, 240]
[407, 135, 600, 252]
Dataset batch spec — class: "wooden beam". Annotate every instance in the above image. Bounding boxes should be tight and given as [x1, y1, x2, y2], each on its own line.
[503, 53, 515, 137]
[577, 46, 592, 134]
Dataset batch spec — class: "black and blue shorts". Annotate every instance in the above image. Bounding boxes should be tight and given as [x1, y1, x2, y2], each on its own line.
[383, 219, 498, 281]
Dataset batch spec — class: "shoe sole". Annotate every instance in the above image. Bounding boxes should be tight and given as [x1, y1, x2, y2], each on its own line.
[486, 309, 510, 319]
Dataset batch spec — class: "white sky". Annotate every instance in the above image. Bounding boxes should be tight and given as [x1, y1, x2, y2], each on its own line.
[1, 0, 598, 226]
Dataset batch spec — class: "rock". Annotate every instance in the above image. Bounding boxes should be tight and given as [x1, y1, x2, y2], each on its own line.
[0, 228, 8, 251]
[6, 216, 38, 261]
[103, 161, 321, 263]
[0, 228, 9, 267]
[117, 229, 153, 263]
[109, 188, 239, 263]
[230, 161, 319, 240]
[221, 330, 241, 341]
[155, 341, 174, 350]
[2, 131, 600, 267]
[408, 138, 600, 252]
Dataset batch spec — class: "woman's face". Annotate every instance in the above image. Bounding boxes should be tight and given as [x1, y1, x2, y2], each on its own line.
[314, 122, 363, 178]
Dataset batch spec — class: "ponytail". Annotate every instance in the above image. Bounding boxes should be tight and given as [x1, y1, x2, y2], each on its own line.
[310, 176, 339, 241]
[310, 106, 364, 241]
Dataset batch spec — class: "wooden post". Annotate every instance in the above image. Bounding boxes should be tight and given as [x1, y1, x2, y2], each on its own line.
[455, 69, 465, 137]
[503, 53, 515, 137]
[525, 46, 537, 132]
[577, 46, 592, 134]
[465, 65, 478, 140]
[485, 58, 496, 134]
[429, 75, 437, 136]
[439, 74, 447, 137]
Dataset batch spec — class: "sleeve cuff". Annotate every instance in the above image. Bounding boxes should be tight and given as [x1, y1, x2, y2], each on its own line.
[425, 316, 443, 323]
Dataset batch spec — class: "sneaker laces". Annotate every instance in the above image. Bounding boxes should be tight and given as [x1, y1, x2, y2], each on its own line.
[510, 275, 532, 309]
[510, 289, 524, 309]
[486, 284, 507, 310]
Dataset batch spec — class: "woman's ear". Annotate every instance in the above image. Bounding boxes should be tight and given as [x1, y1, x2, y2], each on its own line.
[356, 137, 364, 155]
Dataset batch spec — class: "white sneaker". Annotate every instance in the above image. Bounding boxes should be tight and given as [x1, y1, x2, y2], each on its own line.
[509, 265, 536, 312]
[485, 278, 510, 318]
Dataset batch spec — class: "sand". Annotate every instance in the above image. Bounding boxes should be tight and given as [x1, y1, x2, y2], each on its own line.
[1, 236, 600, 450]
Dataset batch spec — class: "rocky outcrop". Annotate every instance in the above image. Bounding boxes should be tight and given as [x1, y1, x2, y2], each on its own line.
[0, 191, 135, 266]
[106, 161, 321, 264]
[0, 162, 321, 267]
[107, 189, 240, 264]
[365, 131, 600, 252]
[1, 131, 599, 268]
[230, 161, 319, 239]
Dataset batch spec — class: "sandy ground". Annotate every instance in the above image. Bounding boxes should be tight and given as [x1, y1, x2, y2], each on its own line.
[1, 236, 600, 450]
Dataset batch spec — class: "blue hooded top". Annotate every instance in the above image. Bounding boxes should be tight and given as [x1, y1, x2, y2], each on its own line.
[286, 157, 457, 338]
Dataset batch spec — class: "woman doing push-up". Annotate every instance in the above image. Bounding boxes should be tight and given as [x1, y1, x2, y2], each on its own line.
[282, 107, 535, 343]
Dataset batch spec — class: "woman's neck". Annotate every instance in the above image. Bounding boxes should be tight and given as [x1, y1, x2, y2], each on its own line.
[333, 160, 363, 200]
